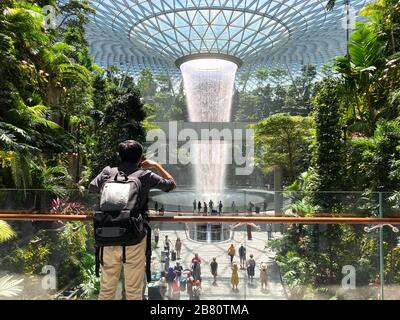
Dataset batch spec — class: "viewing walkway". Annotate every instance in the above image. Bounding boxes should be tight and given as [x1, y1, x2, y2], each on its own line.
[151, 229, 287, 300]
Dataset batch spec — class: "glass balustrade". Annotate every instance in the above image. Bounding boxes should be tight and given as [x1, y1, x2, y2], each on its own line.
[0, 190, 399, 300]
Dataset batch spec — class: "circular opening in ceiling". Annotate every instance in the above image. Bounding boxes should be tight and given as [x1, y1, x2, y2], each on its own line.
[175, 53, 243, 69]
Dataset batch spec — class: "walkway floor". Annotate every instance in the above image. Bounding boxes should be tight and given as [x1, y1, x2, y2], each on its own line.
[150, 229, 287, 300]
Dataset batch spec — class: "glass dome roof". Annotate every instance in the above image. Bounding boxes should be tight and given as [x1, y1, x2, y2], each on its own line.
[86, 0, 370, 78]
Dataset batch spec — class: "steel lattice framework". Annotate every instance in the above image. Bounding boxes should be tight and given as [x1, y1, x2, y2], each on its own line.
[86, 0, 370, 82]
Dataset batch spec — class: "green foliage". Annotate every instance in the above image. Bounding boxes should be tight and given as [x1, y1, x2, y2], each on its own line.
[271, 2, 400, 299]
[234, 65, 317, 121]
[0, 0, 96, 189]
[137, 69, 187, 122]
[364, 119, 400, 192]
[52, 222, 89, 288]
[252, 113, 314, 183]
[77, 252, 100, 298]
[270, 224, 379, 299]
[310, 77, 344, 211]
[0, 275, 24, 298]
[334, 3, 399, 136]
[90, 83, 147, 176]
[0, 222, 93, 292]
[0, 220, 16, 243]
[2, 242, 51, 275]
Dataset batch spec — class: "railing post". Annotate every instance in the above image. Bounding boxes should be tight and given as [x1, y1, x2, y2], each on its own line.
[379, 192, 384, 300]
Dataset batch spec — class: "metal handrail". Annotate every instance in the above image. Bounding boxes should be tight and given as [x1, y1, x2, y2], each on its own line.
[0, 211, 400, 224]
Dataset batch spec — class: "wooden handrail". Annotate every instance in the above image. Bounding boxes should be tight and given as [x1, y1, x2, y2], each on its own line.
[0, 212, 399, 224]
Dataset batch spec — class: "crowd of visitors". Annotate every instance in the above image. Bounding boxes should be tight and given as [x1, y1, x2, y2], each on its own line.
[226, 244, 269, 290]
[153, 198, 270, 214]
[151, 230, 271, 300]
[192, 199, 225, 215]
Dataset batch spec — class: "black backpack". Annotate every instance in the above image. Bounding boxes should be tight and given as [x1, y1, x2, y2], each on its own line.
[93, 167, 152, 280]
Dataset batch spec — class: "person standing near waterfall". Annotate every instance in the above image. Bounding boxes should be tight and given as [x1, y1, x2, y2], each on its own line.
[208, 199, 214, 213]
[197, 201, 202, 213]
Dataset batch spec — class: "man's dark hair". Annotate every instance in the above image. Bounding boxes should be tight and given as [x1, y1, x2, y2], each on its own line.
[118, 140, 143, 163]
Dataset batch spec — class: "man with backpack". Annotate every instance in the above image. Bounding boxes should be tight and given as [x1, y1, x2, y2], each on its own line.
[89, 140, 176, 300]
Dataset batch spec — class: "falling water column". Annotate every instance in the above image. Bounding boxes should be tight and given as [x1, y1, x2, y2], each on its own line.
[180, 58, 238, 201]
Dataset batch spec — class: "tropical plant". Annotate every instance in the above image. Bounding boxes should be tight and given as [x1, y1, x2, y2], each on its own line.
[310, 76, 344, 211]
[50, 197, 85, 215]
[285, 198, 317, 217]
[252, 113, 314, 184]
[0, 220, 16, 243]
[90, 83, 147, 177]
[0, 274, 24, 298]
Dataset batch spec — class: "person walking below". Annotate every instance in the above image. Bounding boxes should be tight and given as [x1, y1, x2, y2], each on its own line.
[260, 262, 268, 291]
[208, 199, 214, 213]
[227, 244, 236, 265]
[191, 253, 202, 265]
[267, 223, 273, 240]
[187, 276, 195, 300]
[246, 223, 253, 240]
[203, 202, 208, 215]
[159, 272, 167, 300]
[174, 262, 183, 280]
[193, 200, 197, 212]
[231, 262, 239, 290]
[192, 280, 202, 300]
[171, 276, 180, 300]
[175, 237, 182, 260]
[164, 235, 172, 253]
[197, 201, 202, 213]
[153, 225, 160, 248]
[246, 254, 256, 285]
[166, 267, 176, 299]
[231, 201, 236, 213]
[89, 139, 176, 300]
[238, 244, 246, 269]
[192, 259, 202, 281]
[210, 257, 218, 285]
[248, 201, 254, 213]
[218, 201, 223, 215]
[154, 201, 159, 212]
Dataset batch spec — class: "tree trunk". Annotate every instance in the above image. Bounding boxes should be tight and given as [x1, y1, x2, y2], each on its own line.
[274, 166, 284, 218]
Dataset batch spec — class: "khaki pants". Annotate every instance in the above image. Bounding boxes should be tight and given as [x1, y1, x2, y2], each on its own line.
[98, 237, 146, 300]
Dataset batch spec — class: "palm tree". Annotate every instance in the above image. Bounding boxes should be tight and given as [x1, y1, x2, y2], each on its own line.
[334, 22, 385, 135]
[42, 41, 91, 129]
[0, 275, 24, 298]
[0, 220, 15, 243]
[0, 221, 23, 298]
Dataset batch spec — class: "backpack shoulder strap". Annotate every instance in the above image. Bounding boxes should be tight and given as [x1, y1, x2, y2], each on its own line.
[127, 168, 145, 179]
[105, 167, 120, 181]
